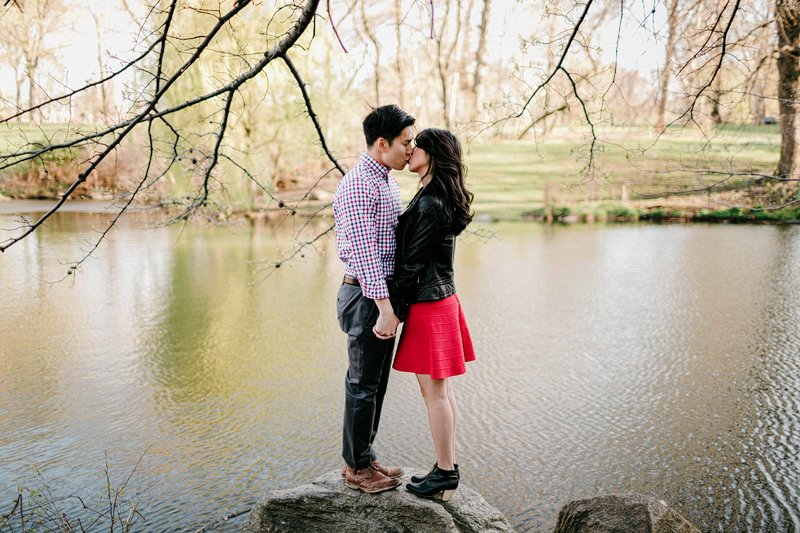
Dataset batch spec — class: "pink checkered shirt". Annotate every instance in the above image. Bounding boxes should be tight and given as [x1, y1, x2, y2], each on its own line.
[333, 153, 402, 300]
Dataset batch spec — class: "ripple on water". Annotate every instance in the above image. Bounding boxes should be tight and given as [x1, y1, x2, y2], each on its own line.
[3, 222, 800, 532]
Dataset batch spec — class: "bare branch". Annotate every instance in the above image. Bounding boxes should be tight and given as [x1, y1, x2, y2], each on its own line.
[281, 53, 346, 176]
[515, 0, 594, 119]
[1, 0, 253, 251]
[0, 0, 322, 254]
[326, 0, 348, 52]
[258, 222, 335, 278]
[670, 0, 743, 127]
[430, 0, 434, 39]
[560, 67, 597, 172]
[0, 38, 161, 125]
[174, 88, 235, 221]
[516, 104, 569, 139]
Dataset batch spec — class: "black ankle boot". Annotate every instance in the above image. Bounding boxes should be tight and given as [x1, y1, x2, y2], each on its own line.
[406, 466, 459, 502]
[411, 463, 460, 484]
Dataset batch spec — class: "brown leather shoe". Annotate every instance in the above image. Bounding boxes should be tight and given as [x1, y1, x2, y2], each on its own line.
[370, 460, 404, 479]
[344, 466, 401, 494]
[342, 461, 404, 479]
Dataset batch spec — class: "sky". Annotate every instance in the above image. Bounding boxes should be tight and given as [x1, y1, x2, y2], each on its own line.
[0, 1, 669, 114]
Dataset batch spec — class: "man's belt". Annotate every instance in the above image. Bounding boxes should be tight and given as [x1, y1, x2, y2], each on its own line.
[343, 275, 360, 286]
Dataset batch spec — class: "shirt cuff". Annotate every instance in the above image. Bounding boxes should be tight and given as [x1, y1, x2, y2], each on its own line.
[361, 279, 390, 300]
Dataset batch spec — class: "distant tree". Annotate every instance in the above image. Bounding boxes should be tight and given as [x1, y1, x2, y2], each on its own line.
[470, 0, 491, 116]
[360, 1, 382, 104]
[433, 0, 462, 129]
[776, 0, 800, 190]
[655, 0, 680, 132]
[506, 0, 791, 198]
[393, 0, 407, 108]
[0, 0, 330, 267]
[0, 0, 68, 116]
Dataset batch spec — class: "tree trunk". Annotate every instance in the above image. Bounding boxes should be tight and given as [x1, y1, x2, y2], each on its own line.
[448, 24, 463, 125]
[14, 65, 23, 122]
[655, 0, 679, 132]
[777, 0, 800, 190]
[27, 62, 38, 117]
[436, 41, 451, 129]
[709, 73, 723, 126]
[361, 2, 381, 104]
[393, 0, 405, 108]
[541, 4, 560, 133]
[470, 0, 491, 115]
[750, 79, 765, 126]
[93, 12, 110, 117]
[435, 0, 456, 129]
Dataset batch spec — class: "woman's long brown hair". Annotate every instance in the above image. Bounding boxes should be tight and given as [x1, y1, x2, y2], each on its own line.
[415, 128, 474, 235]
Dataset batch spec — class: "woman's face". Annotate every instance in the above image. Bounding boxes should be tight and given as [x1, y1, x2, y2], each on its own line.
[408, 146, 430, 177]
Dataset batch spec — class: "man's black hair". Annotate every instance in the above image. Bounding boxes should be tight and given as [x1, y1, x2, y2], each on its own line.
[362, 104, 416, 147]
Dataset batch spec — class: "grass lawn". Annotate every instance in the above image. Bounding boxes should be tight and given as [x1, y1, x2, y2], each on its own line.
[430, 124, 779, 219]
[0, 123, 90, 152]
[2, 122, 783, 221]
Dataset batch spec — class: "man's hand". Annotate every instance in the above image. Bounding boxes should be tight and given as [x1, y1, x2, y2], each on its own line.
[373, 311, 400, 339]
[372, 297, 399, 339]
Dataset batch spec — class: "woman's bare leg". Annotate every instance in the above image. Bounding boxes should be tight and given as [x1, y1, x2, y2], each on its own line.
[446, 379, 458, 462]
[416, 374, 455, 470]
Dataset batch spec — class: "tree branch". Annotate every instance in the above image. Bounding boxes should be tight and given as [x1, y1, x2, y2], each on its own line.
[670, 0, 742, 127]
[560, 66, 597, 174]
[0, 0, 322, 254]
[514, 0, 594, 119]
[281, 53, 345, 176]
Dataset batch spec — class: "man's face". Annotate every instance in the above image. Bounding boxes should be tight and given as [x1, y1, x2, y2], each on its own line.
[380, 126, 415, 171]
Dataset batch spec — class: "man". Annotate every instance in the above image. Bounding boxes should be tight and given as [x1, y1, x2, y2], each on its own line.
[333, 104, 415, 494]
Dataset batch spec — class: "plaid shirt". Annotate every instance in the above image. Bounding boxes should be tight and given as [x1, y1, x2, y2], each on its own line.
[333, 153, 402, 300]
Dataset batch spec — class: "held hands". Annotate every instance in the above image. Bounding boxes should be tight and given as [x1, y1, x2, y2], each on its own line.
[372, 297, 399, 340]
[373, 311, 400, 340]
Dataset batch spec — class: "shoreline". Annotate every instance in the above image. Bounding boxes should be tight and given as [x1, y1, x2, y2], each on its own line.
[2, 198, 799, 225]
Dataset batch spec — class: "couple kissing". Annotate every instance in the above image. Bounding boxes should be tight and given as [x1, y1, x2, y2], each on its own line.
[333, 104, 475, 502]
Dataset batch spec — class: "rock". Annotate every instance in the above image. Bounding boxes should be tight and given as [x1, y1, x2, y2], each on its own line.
[241, 468, 515, 533]
[553, 493, 700, 533]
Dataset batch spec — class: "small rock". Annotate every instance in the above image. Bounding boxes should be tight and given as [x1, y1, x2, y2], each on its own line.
[553, 493, 700, 533]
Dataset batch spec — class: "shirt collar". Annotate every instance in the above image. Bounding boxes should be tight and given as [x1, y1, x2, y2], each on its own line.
[360, 153, 391, 181]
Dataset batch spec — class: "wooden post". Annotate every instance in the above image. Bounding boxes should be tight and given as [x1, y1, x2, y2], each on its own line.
[544, 182, 557, 224]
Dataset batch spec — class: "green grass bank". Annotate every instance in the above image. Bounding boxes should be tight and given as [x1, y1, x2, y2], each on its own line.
[2, 123, 790, 223]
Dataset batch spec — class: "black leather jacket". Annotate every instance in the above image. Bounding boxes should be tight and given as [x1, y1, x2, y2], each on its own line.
[392, 186, 456, 319]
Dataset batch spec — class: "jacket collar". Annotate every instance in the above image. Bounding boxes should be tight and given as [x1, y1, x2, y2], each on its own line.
[400, 184, 433, 221]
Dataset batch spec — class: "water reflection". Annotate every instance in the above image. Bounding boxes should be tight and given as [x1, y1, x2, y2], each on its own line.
[732, 227, 800, 532]
[1, 214, 800, 532]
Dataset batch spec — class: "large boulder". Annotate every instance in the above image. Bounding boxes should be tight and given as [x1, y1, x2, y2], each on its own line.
[240, 468, 515, 533]
[553, 493, 700, 533]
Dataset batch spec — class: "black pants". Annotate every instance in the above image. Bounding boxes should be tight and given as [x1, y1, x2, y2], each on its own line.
[336, 283, 396, 470]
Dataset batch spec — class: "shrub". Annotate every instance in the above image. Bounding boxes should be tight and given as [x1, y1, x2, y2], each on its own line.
[606, 206, 634, 221]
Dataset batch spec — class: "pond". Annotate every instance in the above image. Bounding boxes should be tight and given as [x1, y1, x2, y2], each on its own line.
[1, 204, 799, 532]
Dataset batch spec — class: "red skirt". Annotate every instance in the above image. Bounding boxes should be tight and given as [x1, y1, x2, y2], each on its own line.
[393, 294, 475, 379]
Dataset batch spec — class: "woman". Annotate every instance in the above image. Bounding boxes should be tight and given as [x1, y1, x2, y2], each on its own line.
[390, 128, 476, 502]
